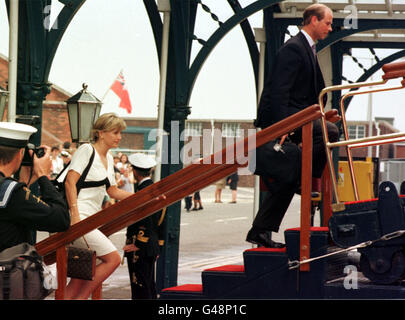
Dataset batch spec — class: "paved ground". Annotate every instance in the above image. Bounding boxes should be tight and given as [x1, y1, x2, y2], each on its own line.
[41, 184, 320, 300]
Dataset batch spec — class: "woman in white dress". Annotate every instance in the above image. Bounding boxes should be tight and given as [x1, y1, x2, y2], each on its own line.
[64, 113, 134, 299]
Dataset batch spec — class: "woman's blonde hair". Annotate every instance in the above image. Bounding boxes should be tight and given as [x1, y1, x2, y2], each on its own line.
[91, 113, 126, 142]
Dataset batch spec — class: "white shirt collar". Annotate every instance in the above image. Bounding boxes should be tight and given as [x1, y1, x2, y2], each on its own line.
[301, 29, 316, 48]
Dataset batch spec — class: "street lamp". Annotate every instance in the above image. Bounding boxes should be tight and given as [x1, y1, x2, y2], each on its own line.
[0, 87, 9, 121]
[66, 83, 102, 144]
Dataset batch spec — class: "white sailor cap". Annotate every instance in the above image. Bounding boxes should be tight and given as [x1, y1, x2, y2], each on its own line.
[0, 122, 37, 148]
[128, 153, 156, 170]
[60, 150, 70, 157]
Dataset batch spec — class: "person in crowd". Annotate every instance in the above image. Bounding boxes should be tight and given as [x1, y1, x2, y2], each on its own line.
[246, 3, 339, 248]
[113, 155, 121, 173]
[63, 113, 136, 300]
[60, 150, 71, 168]
[0, 122, 70, 252]
[227, 172, 239, 204]
[214, 178, 226, 203]
[191, 191, 203, 211]
[50, 145, 64, 179]
[123, 153, 166, 299]
[117, 153, 130, 173]
[119, 166, 135, 192]
[184, 195, 192, 212]
[63, 141, 71, 153]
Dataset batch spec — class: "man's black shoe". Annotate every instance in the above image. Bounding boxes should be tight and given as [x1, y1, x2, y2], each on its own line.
[246, 230, 285, 248]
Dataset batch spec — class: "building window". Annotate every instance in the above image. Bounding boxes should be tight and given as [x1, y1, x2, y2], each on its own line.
[222, 123, 241, 138]
[348, 125, 365, 139]
[185, 122, 203, 137]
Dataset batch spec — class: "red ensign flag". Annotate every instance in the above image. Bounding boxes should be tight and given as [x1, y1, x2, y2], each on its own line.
[111, 70, 132, 114]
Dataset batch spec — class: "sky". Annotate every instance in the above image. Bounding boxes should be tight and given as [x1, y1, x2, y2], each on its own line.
[0, 1, 404, 130]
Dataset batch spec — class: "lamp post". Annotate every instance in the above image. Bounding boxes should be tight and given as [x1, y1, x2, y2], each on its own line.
[66, 83, 102, 144]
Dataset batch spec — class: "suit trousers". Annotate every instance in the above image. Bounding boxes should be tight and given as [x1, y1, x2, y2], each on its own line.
[252, 178, 296, 233]
[251, 119, 339, 233]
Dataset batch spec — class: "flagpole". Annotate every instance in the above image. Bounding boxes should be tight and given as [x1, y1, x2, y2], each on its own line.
[101, 69, 123, 102]
[154, 0, 171, 182]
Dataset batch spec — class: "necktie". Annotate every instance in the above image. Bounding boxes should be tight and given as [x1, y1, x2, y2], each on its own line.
[311, 44, 317, 58]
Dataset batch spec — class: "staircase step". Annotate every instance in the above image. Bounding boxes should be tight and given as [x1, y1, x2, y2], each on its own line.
[285, 226, 329, 232]
[243, 247, 288, 278]
[245, 247, 287, 253]
[160, 284, 204, 299]
[202, 264, 246, 298]
[204, 264, 245, 273]
[284, 226, 330, 261]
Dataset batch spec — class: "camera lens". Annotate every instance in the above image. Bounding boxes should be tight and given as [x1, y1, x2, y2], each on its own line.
[35, 147, 45, 158]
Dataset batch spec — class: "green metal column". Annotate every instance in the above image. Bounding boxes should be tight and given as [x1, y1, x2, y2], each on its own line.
[263, 6, 288, 77]
[6, 0, 85, 145]
[155, 0, 194, 291]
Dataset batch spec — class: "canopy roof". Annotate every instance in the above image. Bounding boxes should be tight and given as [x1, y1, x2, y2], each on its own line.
[275, 0, 405, 42]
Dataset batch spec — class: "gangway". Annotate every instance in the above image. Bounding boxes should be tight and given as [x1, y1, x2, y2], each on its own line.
[35, 104, 335, 299]
[35, 60, 405, 299]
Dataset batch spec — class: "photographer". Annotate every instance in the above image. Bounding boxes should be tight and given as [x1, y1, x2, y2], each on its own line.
[0, 122, 70, 252]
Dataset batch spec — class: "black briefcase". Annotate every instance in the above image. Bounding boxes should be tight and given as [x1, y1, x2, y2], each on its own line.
[249, 138, 301, 186]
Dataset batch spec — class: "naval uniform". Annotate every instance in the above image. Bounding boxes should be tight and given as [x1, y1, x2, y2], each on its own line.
[0, 173, 70, 252]
[125, 178, 165, 299]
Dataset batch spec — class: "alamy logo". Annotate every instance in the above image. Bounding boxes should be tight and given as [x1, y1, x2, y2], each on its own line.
[146, 121, 257, 175]
[43, 5, 58, 31]
[343, 265, 358, 289]
[343, 5, 358, 30]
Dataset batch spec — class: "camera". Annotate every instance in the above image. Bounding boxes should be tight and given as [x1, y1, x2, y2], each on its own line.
[21, 143, 46, 166]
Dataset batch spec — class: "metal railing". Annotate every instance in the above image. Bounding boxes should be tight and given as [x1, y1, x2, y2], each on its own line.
[318, 60, 405, 211]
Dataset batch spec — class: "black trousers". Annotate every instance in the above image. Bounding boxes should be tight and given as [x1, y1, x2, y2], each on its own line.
[252, 179, 296, 233]
[126, 252, 157, 299]
[184, 196, 192, 210]
[252, 119, 339, 233]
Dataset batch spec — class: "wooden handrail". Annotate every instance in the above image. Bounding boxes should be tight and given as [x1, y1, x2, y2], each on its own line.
[36, 104, 324, 258]
[382, 61, 405, 74]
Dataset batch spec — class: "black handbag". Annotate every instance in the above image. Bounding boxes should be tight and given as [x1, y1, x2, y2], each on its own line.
[67, 237, 96, 281]
[249, 138, 301, 186]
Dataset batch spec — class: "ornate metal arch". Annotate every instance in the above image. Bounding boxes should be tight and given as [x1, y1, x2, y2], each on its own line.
[5, 0, 85, 145]
[342, 49, 405, 112]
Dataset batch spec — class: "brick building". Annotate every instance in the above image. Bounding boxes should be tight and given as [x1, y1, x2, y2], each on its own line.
[119, 118, 256, 187]
[338, 118, 400, 159]
[0, 53, 72, 148]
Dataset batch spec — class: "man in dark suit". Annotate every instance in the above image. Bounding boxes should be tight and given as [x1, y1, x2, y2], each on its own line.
[123, 153, 165, 299]
[246, 4, 339, 248]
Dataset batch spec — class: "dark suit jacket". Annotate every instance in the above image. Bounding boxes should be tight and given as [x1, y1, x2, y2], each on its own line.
[256, 32, 326, 129]
[126, 178, 165, 257]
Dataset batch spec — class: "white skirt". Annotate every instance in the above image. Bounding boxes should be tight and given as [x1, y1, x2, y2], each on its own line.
[71, 228, 117, 258]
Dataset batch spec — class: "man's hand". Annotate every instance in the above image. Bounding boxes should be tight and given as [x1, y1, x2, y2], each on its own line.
[19, 145, 51, 186]
[32, 145, 52, 179]
[123, 244, 140, 253]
